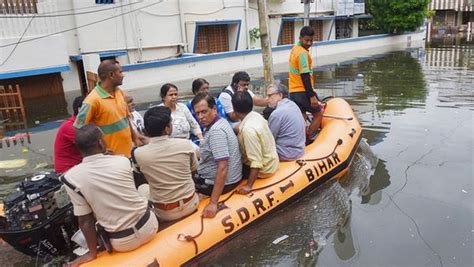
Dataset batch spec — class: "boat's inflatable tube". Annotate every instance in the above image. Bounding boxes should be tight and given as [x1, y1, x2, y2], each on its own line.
[83, 97, 362, 267]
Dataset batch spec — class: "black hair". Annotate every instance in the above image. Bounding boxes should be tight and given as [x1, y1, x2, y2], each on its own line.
[300, 26, 315, 37]
[144, 106, 172, 137]
[160, 83, 178, 99]
[231, 71, 250, 87]
[191, 78, 209, 95]
[262, 106, 275, 120]
[97, 59, 120, 80]
[191, 93, 216, 109]
[231, 91, 253, 114]
[75, 125, 103, 155]
[72, 96, 84, 116]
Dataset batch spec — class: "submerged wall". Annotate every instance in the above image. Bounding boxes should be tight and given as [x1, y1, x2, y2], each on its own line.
[118, 31, 426, 103]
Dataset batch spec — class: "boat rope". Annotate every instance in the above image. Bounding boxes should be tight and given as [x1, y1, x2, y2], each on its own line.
[178, 139, 343, 255]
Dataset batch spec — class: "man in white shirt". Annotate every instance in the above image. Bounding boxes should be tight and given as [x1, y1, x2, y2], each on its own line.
[124, 92, 145, 135]
[218, 71, 268, 128]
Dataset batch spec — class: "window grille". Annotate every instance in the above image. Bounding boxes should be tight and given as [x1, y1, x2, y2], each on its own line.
[278, 21, 295, 45]
[310, 20, 323, 41]
[0, 0, 37, 14]
[195, 24, 229, 54]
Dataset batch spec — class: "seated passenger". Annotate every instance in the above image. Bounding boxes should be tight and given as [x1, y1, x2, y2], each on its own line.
[231, 91, 279, 194]
[266, 83, 306, 161]
[124, 91, 145, 135]
[133, 106, 199, 222]
[63, 125, 158, 266]
[186, 78, 227, 123]
[191, 93, 242, 218]
[218, 71, 268, 129]
[54, 96, 84, 174]
[159, 83, 203, 141]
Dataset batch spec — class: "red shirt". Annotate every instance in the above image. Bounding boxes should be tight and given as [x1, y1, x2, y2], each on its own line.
[54, 115, 82, 173]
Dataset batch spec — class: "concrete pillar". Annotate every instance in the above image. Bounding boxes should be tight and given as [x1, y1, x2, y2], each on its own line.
[457, 11, 463, 26]
[352, 19, 359, 37]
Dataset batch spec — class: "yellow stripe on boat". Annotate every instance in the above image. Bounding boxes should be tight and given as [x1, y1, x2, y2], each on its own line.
[83, 97, 362, 267]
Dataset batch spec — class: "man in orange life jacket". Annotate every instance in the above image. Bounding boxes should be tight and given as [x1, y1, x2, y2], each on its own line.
[288, 26, 323, 143]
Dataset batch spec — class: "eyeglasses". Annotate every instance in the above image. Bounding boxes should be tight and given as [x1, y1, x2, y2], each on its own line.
[267, 92, 280, 97]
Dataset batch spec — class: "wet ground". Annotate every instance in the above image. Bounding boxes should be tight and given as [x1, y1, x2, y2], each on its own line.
[0, 35, 472, 266]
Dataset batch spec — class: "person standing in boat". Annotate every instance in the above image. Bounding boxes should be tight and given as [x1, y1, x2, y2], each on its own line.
[266, 83, 306, 161]
[53, 96, 84, 174]
[191, 93, 242, 218]
[74, 60, 146, 158]
[232, 91, 279, 194]
[218, 71, 268, 129]
[288, 26, 323, 143]
[132, 106, 200, 222]
[64, 125, 158, 267]
[159, 83, 203, 142]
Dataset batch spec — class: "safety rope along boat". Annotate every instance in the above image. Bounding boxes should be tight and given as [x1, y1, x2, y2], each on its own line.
[83, 97, 361, 267]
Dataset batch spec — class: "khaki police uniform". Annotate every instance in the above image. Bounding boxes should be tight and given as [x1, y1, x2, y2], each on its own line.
[133, 136, 199, 222]
[64, 154, 158, 252]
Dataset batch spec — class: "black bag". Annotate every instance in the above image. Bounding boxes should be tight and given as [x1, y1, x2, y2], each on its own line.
[130, 147, 148, 189]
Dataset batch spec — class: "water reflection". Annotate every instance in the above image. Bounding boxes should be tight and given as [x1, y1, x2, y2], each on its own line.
[200, 149, 376, 266]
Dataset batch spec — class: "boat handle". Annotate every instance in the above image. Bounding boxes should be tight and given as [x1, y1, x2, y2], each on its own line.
[280, 180, 294, 193]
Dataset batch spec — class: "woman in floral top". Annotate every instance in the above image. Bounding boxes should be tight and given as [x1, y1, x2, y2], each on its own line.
[159, 83, 203, 141]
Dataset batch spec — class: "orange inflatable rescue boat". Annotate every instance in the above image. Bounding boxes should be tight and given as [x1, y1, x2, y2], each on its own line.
[84, 97, 362, 266]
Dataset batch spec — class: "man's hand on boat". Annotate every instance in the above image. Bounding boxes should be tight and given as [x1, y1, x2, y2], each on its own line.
[237, 184, 252, 195]
[64, 252, 97, 267]
[237, 167, 258, 195]
[202, 202, 218, 218]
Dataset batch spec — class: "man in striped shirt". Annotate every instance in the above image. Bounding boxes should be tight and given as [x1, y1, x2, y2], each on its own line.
[192, 93, 242, 218]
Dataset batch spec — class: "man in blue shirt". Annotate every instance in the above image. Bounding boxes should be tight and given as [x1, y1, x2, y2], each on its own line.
[266, 83, 306, 161]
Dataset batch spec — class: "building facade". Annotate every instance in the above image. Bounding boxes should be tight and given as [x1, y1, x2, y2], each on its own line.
[0, 0, 369, 99]
[428, 0, 474, 34]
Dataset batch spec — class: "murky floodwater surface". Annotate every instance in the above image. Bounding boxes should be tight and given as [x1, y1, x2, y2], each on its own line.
[0, 36, 472, 266]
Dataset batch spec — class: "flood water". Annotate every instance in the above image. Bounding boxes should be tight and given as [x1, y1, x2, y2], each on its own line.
[0, 36, 472, 266]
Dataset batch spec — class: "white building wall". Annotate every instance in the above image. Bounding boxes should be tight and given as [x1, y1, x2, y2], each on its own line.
[1, 0, 369, 94]
[0, 0, 69, 74]
[266, 0, 335, 15]
[0, 35, 69, 73]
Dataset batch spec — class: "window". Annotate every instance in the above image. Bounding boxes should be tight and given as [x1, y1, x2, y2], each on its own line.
[195, 24, 229, 54]
[310, 20, 323, 41]
[96, 0, 114, 4]
[336, 20, 352, 39]
[0, 0, 37, 14]
[278, 21, 295, 45]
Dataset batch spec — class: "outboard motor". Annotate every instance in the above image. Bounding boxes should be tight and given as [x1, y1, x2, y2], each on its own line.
[0, 172, 78, 258]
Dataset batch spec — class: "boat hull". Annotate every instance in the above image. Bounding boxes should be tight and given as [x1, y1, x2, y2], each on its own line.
[84, 97, 362, 267]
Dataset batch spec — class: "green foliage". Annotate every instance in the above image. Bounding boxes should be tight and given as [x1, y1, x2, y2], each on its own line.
[425, 9, 435, 19]
[367, 0, 431, 34]
[249, 28, 260, 43]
